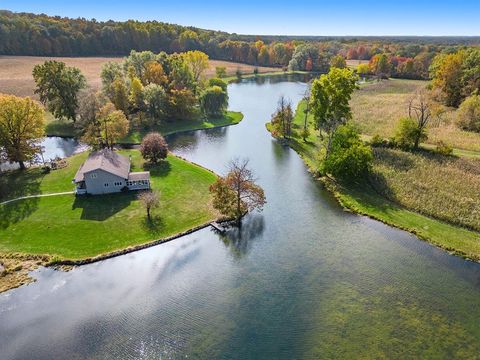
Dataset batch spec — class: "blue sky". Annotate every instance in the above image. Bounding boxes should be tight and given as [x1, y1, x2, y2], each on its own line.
[2, 0, 480, 36]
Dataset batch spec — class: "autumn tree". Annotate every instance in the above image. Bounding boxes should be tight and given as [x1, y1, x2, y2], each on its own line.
[82, 102, 129, 149]
[369, 54, 391, 78]
[456, 95, 480, 132]
[75, 90, 104, 137]
[32, 60, 86, 121]
[430, 51, 465, 107]
[209, 158, 266, 225]
[140, 132, 168, 163]
[143, 84, 166, 122]
[310, 67, 358, 157]
[144, 61, 168, 85]
[0, 94, 45, 169]
[330, 55, 347, 69]
[270, 96, 293, 139]
[138, 190, 160, 221]
[183, 50, 209, 82]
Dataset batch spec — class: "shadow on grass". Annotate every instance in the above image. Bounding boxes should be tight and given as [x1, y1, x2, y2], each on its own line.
[141, 215, 164, 235]
[72, 192, 134, 221]
[219, 214, 265, 259]
[0, 197, 39, 229]
[144, 160, 171, 178]
[0, 168, 45, 202]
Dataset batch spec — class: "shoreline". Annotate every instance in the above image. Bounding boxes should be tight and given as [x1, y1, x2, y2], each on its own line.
[265, 123, 480, 263]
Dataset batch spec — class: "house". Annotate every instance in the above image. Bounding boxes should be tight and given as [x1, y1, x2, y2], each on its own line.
[73, 149, 150, 195]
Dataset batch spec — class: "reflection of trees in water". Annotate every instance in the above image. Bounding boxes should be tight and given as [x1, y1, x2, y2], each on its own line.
[167, 127, 228, 153]
[219, 214, 265, 259]
[246, 73, 318, 86]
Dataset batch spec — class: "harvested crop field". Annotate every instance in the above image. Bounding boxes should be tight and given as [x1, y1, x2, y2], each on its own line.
[0, 56, 280, 98]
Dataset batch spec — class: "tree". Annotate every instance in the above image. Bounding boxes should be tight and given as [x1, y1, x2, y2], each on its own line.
[395, 117, 427, 150]
[82, 102, 129, 149]
[330, 55, 347, 69]
[407, 89, 432, 149]
[129, 76, 144, 111]
[215, 66, 227, 78]
[101, 61, 124, 98]
[209, 158, 266, 225]
[143, 84, 166, 122]
[0, 94, 45, 169]
[270, 96, 293, 139]
[310, 67, 358, 157]
[183, 50, 209, 82]
[357, 63, 370, 76]
[111, 78, 129, 114]
[323, 124, 373, 181]
[369, 54, 391, 78]
[144, 61, 168, 85]
[32, 60, 86, 121]
[75, 90, 104, 136]
[199, 86, 228, 117]
[140, 132, 168, 163]
[430, 51, 465, 107]
[457, 95, 480, 132]
[138, 190, 160, 221]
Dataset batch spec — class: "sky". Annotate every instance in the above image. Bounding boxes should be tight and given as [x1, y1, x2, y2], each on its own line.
[2, 0, 480, 36]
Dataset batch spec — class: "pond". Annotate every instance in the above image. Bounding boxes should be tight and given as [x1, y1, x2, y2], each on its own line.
[0, 136, 85, 172]
[1, 75, 480, 359]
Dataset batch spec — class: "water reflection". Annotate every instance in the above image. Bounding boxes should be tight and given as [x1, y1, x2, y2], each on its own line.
[219, 214, 266, 259]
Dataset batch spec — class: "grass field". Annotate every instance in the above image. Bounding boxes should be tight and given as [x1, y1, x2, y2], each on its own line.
[0, 55, 280, 98]
[350, 79, 480, 152]
[0, 149, 218, 259]
[266, 100, 480, 260]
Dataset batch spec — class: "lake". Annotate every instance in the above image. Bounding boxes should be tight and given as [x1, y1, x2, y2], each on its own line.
[1, 75, 480, 359]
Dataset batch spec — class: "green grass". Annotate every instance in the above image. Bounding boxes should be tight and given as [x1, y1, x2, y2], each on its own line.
[120, 111, 243, 144]
[267, 100, 480, 261]
[45, 111, 244, 141]
[0, 149, 218, 259]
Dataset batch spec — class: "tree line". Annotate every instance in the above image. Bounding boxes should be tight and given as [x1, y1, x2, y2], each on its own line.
[1, 10, 478, 79]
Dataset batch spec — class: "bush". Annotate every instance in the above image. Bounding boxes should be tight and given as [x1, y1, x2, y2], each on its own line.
[208, 77, 227, 92]
[394, 117, 427, 150]
[323, 124, 373, 182]
[215, 66, 227, 78]
[370, 134, 385, 147]
[253, 67, 259, 75]
[435, 141, 453, 156]
[235, 69, 242, 80]
[140, 132, 168, 163]
[456, 95, 480, 132]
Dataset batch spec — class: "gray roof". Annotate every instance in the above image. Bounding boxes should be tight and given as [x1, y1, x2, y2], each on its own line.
[128, 172, 150, 181]
[74, 149, 130, 182]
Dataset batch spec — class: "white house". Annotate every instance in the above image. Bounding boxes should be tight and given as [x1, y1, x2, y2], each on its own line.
[73, 150, 150, 195]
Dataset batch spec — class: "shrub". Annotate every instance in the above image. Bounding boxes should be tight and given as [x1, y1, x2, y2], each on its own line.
[208, 77, 228, 92]
[370, 134, 385, 147]
[140, 132, 168, 163]
[253, 67, 259, 75]
[435, 141, 453, 156]
[235, 69, 242, 80]
[215, 66, 227, 78]
[323, 124, 373, 181]
[456, 95, 480, 132]
[394, 117, 427, 150]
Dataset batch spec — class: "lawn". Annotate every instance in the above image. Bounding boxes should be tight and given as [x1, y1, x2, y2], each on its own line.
[0, 149, 218, 259]
[266, 100, 480, 260]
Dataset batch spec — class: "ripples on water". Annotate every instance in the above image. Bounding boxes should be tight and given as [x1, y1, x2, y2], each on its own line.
[1, 75, 480, 359]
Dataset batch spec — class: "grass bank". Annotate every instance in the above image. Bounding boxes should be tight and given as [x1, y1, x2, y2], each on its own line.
[267, 100, 480, 261]
[45, 111, 244, 140]
[0, 149, 219, 290]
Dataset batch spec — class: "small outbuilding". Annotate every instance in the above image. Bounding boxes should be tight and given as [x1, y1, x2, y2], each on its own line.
[73, 149, 150, 195]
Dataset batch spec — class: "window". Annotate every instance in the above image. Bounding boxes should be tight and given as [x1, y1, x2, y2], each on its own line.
[104, 183, 109, 187]
[114, 181, 122, 186]
[90, 173, 97, 179]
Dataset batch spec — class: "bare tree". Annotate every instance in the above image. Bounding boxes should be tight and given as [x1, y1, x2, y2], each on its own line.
[138, 190, 160, 221]
[408, 89, 432, 149]
[209, 158, 266, 225]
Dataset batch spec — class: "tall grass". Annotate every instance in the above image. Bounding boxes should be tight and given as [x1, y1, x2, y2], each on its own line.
[370, 148, 480, 231]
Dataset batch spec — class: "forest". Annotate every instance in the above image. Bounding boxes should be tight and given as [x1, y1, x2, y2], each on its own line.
[2, 10, 480, 80]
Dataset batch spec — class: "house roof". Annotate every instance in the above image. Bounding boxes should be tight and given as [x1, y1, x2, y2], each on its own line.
[128, 172, 150, 181]
[74, 149, 130, 183]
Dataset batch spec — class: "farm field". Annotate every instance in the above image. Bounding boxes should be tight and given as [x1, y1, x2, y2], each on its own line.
[350, 79, 480, 152]
[0, 55, 280, 98]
